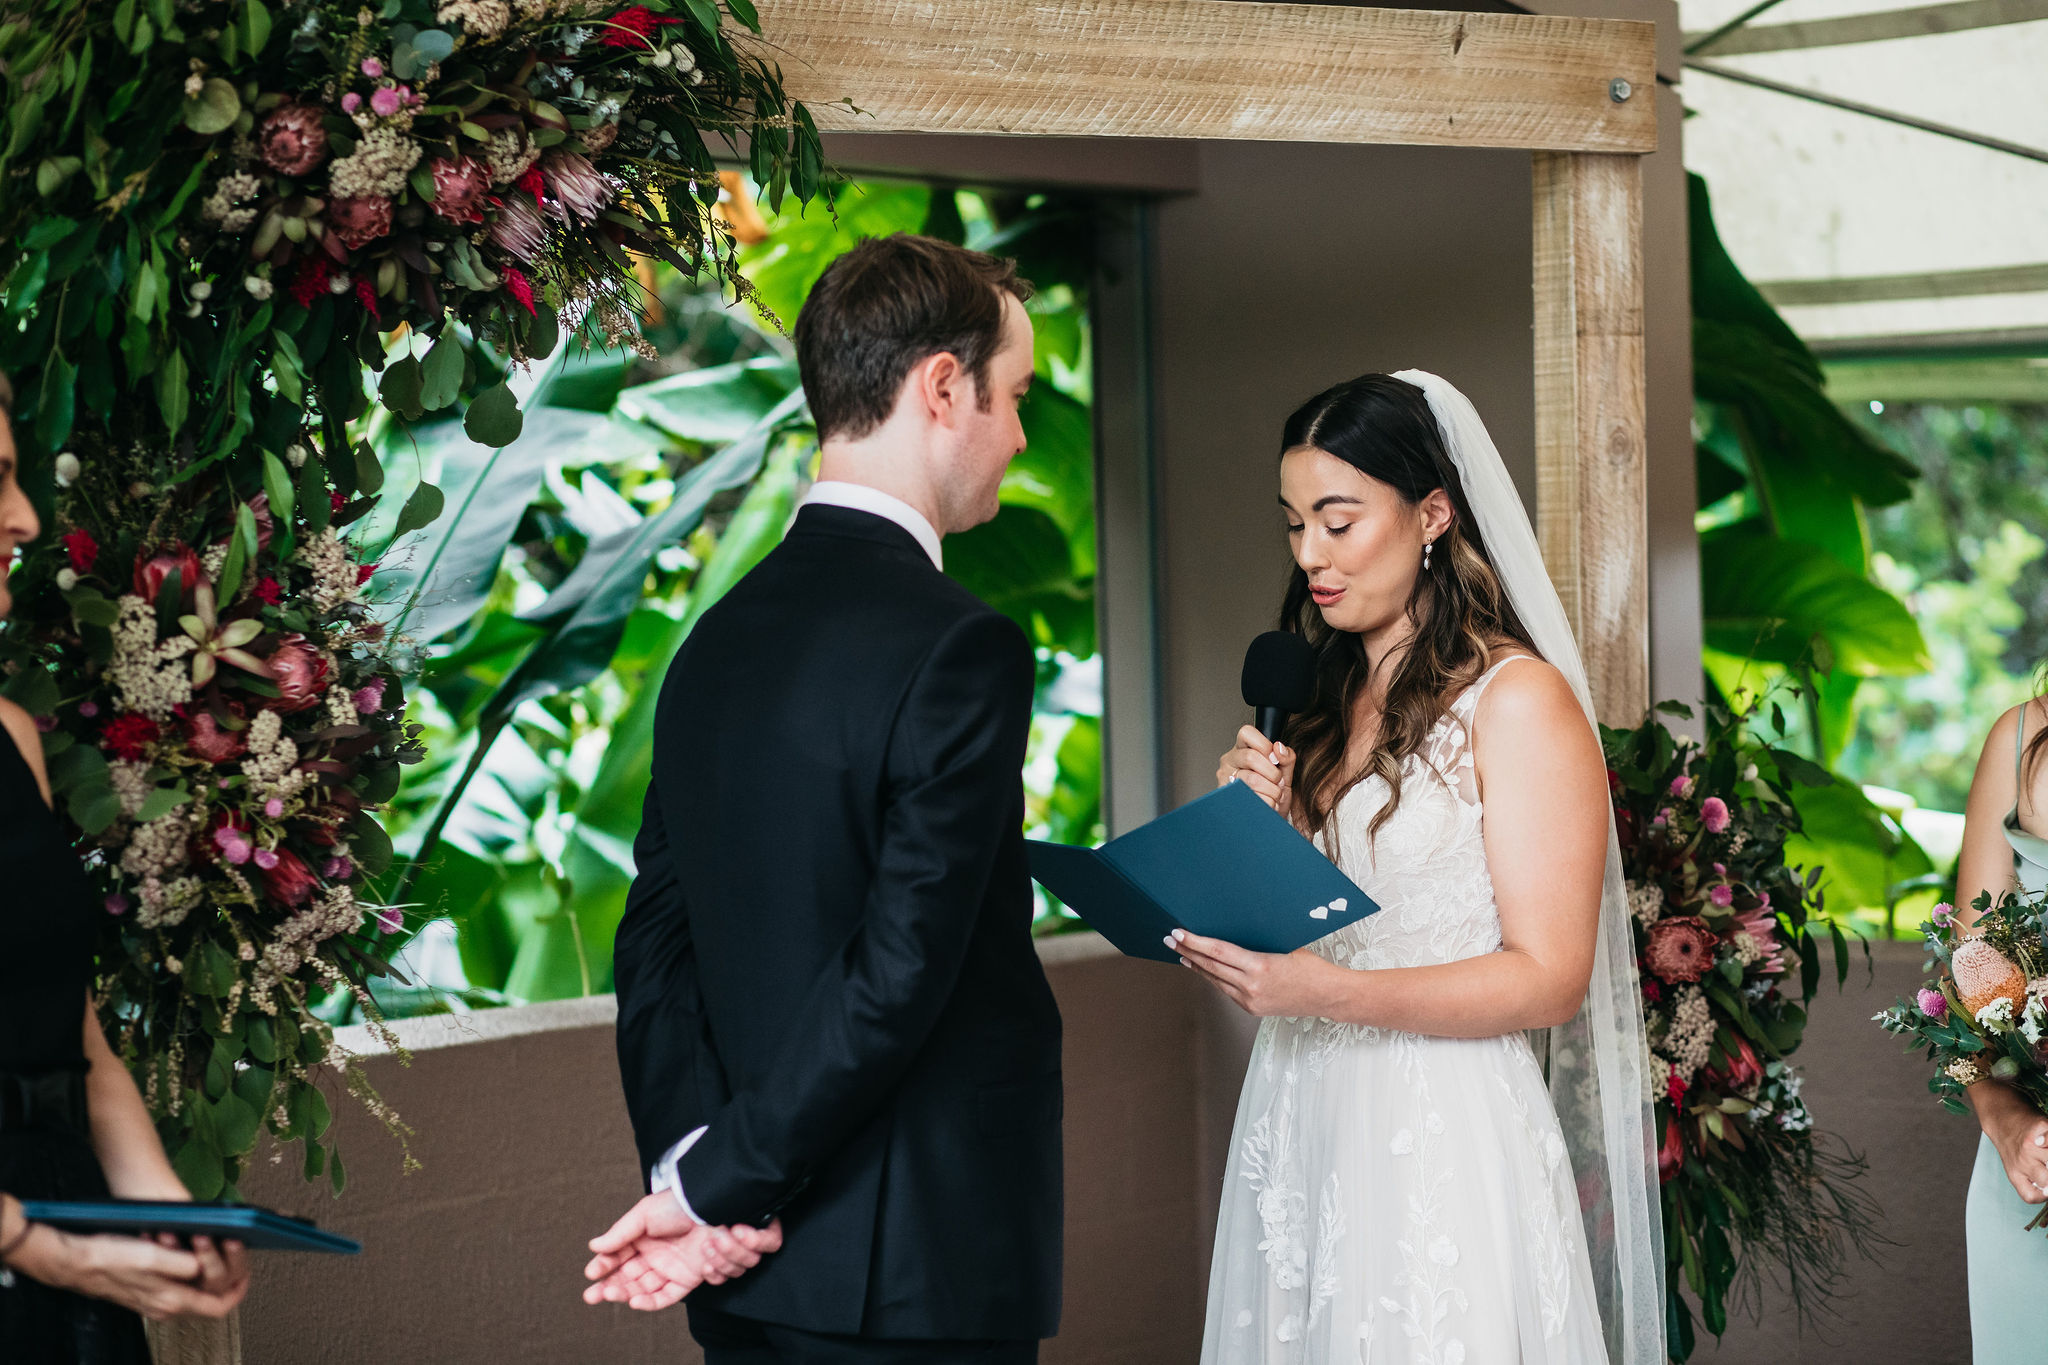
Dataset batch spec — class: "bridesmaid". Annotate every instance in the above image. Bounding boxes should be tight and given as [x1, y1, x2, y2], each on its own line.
[1954, 688, 2048, 1357]
[0, 375, 250, 1360]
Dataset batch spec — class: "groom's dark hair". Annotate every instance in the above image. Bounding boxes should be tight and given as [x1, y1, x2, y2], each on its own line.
[794, 233, 1032, 442]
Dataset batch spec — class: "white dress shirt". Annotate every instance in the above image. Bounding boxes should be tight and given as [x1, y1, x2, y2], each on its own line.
[797, 480, 943, 570]
[648, 479, 945, 1223]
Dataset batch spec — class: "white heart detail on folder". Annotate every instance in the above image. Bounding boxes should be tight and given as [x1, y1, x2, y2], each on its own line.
[1330, 898, 1348, 914]
[1310, 905, 1329, 920]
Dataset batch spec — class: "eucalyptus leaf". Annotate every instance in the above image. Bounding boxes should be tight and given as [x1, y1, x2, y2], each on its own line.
[463, 380, 523, 447]
[182, 77, 241, 135]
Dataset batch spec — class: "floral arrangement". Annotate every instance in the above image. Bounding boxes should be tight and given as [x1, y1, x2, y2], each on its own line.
[0, 0, 823, 1199]
[1877, 889, 2048, 1234]
[1604, 698, 1879, 1361]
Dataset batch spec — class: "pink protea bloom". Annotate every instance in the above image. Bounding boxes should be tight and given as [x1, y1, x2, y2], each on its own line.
[1918, 987, 1949, 1021]
[487, 191, 547, 262]
[1731, 905, 1787, 974]
[327, 194, 394, 250]
[258, 102, 329, 177]
[1701, 796, 1731, 833]
[429, 155, 490, 225]
[540, 151, 613, 222]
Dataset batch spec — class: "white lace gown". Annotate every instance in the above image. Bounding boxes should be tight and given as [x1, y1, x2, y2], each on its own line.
[1201, 659, 1609, 1365]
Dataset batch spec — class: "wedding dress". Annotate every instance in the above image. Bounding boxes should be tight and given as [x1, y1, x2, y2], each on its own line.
[1199, 370, 1661, 1365]
[1200, 657, 1607, 1365]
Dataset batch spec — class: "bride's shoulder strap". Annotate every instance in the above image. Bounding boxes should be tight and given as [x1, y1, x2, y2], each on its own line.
[1453, 651, 1542, 718]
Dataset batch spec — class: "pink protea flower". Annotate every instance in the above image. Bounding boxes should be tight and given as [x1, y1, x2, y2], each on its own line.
[327, 194, 394, 250]
[181, 705, 247, 765]
[502, 265, 536, 316]
[1731, 905, 1787, 975]
[257, 102, 329, 176]
[1644, 916, 1720, 984]
[428, 155, 490, 225]
[264, 634, 331, 714]
[260, 848, 319, 907]
[487, 191, 547, 262]
[1918, 987, 1949, 1021]
[540, 151, 613, 222]
[1701, 796, 1731, 834]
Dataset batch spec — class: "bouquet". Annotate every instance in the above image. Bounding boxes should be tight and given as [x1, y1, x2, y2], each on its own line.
[1877, 889, 2048, 1232]
[0, 0, 824, 1199]
[1604, 698, 1879, 1360]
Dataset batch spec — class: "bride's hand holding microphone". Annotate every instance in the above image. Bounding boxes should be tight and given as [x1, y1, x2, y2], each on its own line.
[1217, 727, 1294, 816]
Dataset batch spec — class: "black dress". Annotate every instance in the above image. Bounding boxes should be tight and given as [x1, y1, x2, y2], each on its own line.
[0, 726, 152, 1363]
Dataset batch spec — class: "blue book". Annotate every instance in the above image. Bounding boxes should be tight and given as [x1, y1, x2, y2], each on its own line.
[19, 1200, 360, 1254]
[1028, 780, 1378, 963]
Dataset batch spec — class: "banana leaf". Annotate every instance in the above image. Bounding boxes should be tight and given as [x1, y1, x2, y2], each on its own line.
[1700, 526, 1929, 677]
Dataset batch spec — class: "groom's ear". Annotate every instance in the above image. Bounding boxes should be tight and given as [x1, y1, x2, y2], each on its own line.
[910, 349, 971, 426]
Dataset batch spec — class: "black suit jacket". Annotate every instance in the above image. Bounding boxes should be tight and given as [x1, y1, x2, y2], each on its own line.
[613, 504, 1063, 1340]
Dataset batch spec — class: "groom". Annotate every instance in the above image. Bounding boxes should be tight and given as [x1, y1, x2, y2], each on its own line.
[587, 233, 1063, 1362]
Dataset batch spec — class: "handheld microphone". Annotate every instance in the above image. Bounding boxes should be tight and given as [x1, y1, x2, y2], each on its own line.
[1241, 631, 1316, 741]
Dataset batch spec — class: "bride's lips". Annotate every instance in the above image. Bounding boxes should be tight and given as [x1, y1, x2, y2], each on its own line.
[1309, 583, 1343, 607]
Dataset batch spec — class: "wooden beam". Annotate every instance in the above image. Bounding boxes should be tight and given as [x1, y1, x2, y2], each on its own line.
[755, 0, 1659, 154]
[1533, 151, 1647, 725]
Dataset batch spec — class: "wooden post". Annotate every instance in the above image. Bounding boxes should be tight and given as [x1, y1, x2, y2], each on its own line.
[1532, 150, 1649, 727]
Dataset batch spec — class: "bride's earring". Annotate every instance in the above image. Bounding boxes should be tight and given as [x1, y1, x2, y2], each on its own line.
[1422, 540, 1433, 571]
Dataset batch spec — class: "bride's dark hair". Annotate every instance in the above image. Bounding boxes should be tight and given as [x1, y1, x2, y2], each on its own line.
[1278, 374, 1536, 849]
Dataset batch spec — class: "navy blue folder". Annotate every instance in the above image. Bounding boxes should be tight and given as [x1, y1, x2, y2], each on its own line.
[19, 1200, 360, 1254]
[1027, 780, 1379, 963]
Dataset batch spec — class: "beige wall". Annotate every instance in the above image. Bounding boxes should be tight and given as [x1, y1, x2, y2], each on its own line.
[236, 939, 1976, 1364]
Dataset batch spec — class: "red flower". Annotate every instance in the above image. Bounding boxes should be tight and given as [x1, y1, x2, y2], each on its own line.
[598, 5, 679, 47]
[259, 847, 320, 907]
[1658, 1115, 1686, 1184]
[1640, 975, 1662, 1004]
[1665, 1070, 1688, 1106]
[62, 528, 98, 574]
[253, 577, 283, 606]
[263, 634, 331, 713]
[516, 165, 546, 205]
[428, 155, 491, 226]
[101, 714, 161, 762]
[330, 491, 347, 515]
[133, 543, 207, 606]
[181, 703, 248, 764]
[1643, 915, 1720, 984]
[355, 561, 379, 585]
[354, 276, 381, 323]
[328, 195, 394, 251]
[1705, 1034, 1764, 1093]
[502, 266, 536, 316]
[288, 255, 332, 309]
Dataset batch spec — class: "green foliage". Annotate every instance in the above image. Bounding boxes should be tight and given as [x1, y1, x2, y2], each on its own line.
[373, 182, 1106, 1010]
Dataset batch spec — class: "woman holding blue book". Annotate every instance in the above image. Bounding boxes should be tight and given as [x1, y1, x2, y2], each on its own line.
[0, 375, 249, 1361]
[1181, 372, 1661, 1364]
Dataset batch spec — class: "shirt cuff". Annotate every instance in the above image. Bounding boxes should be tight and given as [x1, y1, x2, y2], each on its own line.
[649, 1126, 710, 1227]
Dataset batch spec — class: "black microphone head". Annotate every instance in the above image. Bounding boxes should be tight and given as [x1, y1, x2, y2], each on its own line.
[1242, 631, 1316, 713]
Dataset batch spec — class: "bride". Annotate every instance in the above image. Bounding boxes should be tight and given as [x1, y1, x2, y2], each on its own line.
[1179, 372, 1662, 1363]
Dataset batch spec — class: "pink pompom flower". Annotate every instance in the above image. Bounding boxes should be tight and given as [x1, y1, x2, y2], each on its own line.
[1701, 796, 1731, 834]
[1931, 902, 1956, 928]
[1918, 987, 1949, 1021]
[253, 848, 280, 871]
[369, 85, 403, 118]
[361, 58, 385, 77]
[1668, 775, 1692, 797]
[353, 679, 387, 714]
[1709, 884, 1734, 908]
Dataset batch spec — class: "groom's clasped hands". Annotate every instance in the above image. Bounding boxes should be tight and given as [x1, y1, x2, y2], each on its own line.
[581, 1192, 785, 1311]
